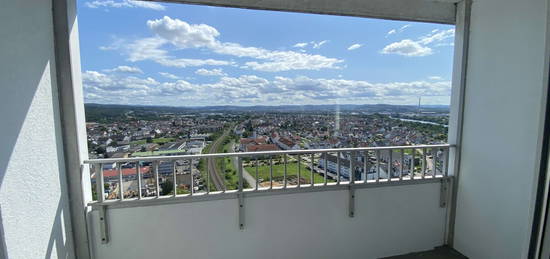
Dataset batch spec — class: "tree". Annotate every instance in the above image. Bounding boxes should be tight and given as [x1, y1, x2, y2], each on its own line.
[146, 137, 153, 143]
[160, 180, 174, 196]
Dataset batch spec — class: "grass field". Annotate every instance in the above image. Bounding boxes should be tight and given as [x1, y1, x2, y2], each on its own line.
[152, 137, 175, 144]
[130, 137, 176, 146]
[244, 160, 330, 185]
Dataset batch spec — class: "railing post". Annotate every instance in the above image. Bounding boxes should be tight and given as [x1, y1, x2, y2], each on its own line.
[172, 161, 177, 197]
[94, 163, 104, 203]
[283, 154, 287, 189]
[349, 151, 356, 217]
[237, 157, 245, 229]
[310, 153, 314, 187]
[189, 159, 194, 196]
[117, 162, 123, 200]
[136, 162, 142, 199]
[297, 154, 301, 187]
[154, 161, 160, 198]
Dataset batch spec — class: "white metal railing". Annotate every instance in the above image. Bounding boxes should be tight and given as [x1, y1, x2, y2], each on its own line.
[84, 144, 452, 206]
[84, 144, 452, 243]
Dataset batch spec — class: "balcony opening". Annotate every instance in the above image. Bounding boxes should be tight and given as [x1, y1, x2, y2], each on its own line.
[78, 1, 455, 197]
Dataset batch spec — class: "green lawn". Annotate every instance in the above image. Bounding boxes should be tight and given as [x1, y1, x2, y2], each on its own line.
[130, 139, 146, 145]
[153, 137, 175, 144]
[245, 160, 330, 185]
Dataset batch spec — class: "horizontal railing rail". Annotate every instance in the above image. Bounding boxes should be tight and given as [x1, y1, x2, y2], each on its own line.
[84, 144, 451, 163]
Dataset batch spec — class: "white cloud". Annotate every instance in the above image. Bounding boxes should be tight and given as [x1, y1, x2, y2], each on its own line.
[399, 24, 411, 31]
[159, 72, 180, 80]
[386, 24, 410, 37]
[103, 65, 143, 74]
[428, 76, 444, 81]
[142, 16, 342, 72]
[381, 39, 433, 57]
[381, 28, 454, 57]
[195, 68, 227, 76]
[293, 42, 308, 48]
[83, 69, 451, 106]
[85, 0, 165, 10]
[386, 29, 397, 37]
[102, 36, 232, 68]
[311, 40, 328, 49]
[418, 29, 455, 45]
[347, 44, 362, 51]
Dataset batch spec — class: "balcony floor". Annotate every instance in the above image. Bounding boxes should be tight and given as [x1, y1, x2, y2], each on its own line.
[382, 246, 467, 259]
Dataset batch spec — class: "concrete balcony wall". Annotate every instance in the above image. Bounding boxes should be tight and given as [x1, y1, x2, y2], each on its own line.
[0, 0, 75, 258]
[454, 0, 549, 258]
[91, 182, 445, 259]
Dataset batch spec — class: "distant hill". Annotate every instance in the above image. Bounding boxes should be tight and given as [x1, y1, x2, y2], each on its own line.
[84, 103, 449, 122]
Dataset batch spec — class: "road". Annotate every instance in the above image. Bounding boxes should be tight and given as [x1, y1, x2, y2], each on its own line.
[206, 129, 229, 191]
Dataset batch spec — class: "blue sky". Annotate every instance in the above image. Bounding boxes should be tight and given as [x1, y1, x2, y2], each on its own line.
[78, 0, 455, 106]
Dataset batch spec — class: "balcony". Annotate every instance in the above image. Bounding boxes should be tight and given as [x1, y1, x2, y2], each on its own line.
[84, 144, 456, 258]
[2, 0, 549, 258]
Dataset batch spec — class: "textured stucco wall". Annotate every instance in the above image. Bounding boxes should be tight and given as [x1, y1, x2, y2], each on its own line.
[0, 1, 75, 258]
[454, 0, 549, 258]
[91, 183, 446, 259]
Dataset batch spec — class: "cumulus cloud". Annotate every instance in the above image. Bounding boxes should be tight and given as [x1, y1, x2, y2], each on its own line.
[381, 39, 432, 57]
[83, 69, 451, 106]
[85, 0, 165, 10]
[381, 28, 454, 57]
[103, 16, 342, 72]
[159, 72, 180, 79]
[293, 42, 308, 48]
[103, 65, 143, 74]
[102, 36, 232, 68]
[195, 68, 227, 76]
[347, 44, 362, 51]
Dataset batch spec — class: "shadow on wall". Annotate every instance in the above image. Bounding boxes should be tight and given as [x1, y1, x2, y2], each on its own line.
[0, 1, 75, 258]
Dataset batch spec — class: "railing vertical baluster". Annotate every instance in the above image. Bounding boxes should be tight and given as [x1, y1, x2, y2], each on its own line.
[221, 158, 226, 192]
[136, 162, 142, 199]
[297, 154, 301, 188]
[238, 157, 243, 192]
[432, 148, 439, 178]
[400, 149, 404, 181]
[206, 159, 210, 194]
[269, 156, 273, 189]
[410, 149, 415, 180]
[283, 154, 287, 189]
[388, 150, 393, 181]
[255, 156, 259, 190]
[337, 152, 341, 185]
[173, 161, 177, 197]
[363, 151, 368, 183]
[310, 153, 314, 187]
[189, 159, 194, 196]
[95, 163, 104, 202]
[324, 152, 328, 186]
[376, 150, 381, 183]
[422, 148, 427, 179]
[444, 147, 450, 177]
[117, 162, 123, 200]
[154, 161, 160, 198]
[350, 151, 355, 184]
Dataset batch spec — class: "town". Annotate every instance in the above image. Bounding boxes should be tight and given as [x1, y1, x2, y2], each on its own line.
[86, 104, 449, 200]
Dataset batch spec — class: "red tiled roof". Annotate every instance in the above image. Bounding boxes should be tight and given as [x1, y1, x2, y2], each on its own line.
[98, 167, 151, 178]
[246, 144, 279, 152]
